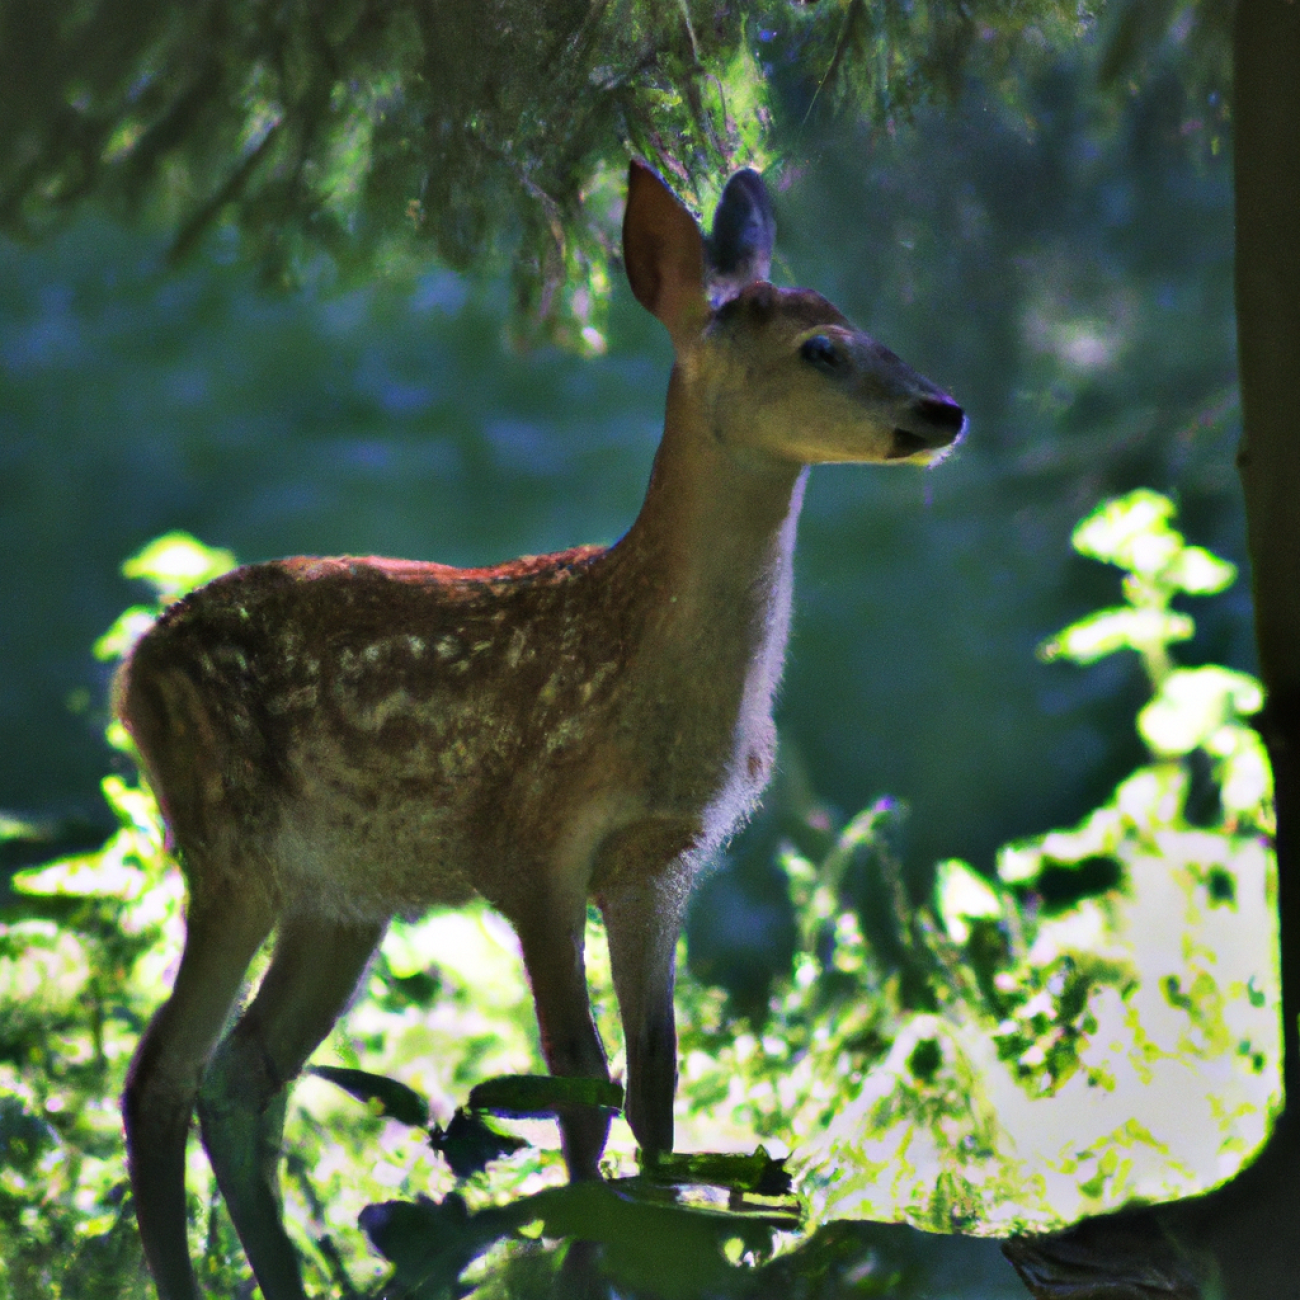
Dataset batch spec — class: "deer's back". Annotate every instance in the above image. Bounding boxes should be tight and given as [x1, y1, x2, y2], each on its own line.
[118, 548, 774, 920]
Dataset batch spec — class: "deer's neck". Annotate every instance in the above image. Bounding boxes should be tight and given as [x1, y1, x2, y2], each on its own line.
[613, 368, 808, 682]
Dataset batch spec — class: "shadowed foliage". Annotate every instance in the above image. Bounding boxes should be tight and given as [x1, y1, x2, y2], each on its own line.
[0, 0, 1216, 344]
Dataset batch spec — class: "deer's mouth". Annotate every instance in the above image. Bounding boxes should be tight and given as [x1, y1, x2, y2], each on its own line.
[886, 428, 932, 459]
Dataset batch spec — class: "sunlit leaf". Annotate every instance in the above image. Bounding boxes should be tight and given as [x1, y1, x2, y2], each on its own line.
[11, 852, 145, 900]
[934, 859, 1003, 944]
[998, 842, 1047, 884]
[1038, 807, 1124, 867]
[0, 813, 42, 842]
[1216, 729, 1274, 829]
[120, 531, 237, 603]
[1038, 607, 1194, 664]
[1138, 666, 1264, 756]
[1162, 544, 1236, 595]
[1114, 764, 1189, 829]
[1071, 489, 1182, 573]
[92, 606, 159, 662]
[100, 774, 165, 841]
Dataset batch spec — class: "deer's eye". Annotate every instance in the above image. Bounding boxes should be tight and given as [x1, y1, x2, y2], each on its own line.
[799, 334, 841, 373]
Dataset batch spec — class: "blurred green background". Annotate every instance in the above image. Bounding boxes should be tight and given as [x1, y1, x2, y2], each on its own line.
[0, 36, 1246, 916]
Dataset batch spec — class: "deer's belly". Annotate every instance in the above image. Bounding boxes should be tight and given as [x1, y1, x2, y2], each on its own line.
[267, 795, 481, 921]
[264, 743, 631, 921]
[256, 683, 772, 921]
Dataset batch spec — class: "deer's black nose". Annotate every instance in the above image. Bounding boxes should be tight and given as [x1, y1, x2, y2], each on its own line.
[916, 396, 965, 437]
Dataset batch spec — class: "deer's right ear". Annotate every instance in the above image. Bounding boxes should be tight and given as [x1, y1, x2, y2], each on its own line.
[623, 160, 709, 348]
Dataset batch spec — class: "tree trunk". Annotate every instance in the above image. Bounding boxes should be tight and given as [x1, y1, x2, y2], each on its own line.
[1234, 0, 1300, 1064]
[1192, 3, 1300, 1287]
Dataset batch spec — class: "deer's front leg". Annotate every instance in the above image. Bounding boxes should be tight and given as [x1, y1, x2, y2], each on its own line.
[513, 893, 611, 1180]
[598, 859, 690, 1160]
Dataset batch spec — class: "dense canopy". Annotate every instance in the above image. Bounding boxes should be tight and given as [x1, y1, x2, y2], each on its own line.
[0, 1, 1228, 344]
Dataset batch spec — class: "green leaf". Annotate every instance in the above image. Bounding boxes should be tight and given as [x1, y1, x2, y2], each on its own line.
[0, 813, 42, 842]
[360, 1193, 507, 1296]
[1216, 727, 1274, 829]
[637, 1146, 794, 1197]
[1162, 545, 1236, 595]
[121, 531, 237, 603]
[1070, 489, 1182, 573]
[525, 1181, 767, 1298]
[1113, 763, 1189, 830]
[428, 1109, 528, 1179]
[11, 849, 142, 900]
[1038, 607, 1194, 664]
[364, 1179, 782, 1300]
[92, 606, 158, 662]
[934, 859, 1002, 944]
[308, 1065, 429, 1127]
[466, 1073, 624, 1117]
[1137, 666, 1264, 757]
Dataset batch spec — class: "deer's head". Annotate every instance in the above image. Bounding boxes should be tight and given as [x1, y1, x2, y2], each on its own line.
[622, 160, 965, 468]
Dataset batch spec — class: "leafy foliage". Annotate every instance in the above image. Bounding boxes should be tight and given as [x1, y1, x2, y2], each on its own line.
[0, 0, 1113, 345]
[426, 1111, 530, 1182]
[0, 493, 1278, 1294]
[786, 493, 1276, 1232]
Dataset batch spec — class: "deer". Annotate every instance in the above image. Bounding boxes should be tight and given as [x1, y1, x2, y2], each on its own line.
[118, 159, 965, 1300]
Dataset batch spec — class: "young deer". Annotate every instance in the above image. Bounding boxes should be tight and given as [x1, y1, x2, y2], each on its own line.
[120, 161, 964, 1300]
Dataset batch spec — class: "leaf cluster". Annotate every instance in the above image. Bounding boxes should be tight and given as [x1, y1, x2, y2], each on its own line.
[0, 0, 1116, 347]
[0, 0, 769, 347]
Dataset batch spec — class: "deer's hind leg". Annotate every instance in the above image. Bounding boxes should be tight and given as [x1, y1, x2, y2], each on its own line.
[197, 910, 384, 1300]
[124, 877, 276, 1300]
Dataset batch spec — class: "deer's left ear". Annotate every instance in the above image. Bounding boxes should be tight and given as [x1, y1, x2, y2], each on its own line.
[623, 160, 710, 350]
[706, 169, 775, 305]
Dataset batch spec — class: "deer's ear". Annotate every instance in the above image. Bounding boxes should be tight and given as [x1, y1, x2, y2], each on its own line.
[623, 160, 709, 348]
[707, 169, 775, 304]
